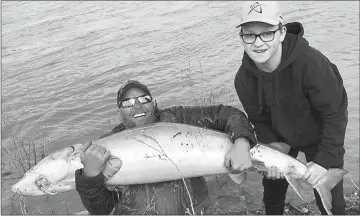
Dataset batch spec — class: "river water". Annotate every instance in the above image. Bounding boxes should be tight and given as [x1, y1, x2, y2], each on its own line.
[1, 1, 359, 214]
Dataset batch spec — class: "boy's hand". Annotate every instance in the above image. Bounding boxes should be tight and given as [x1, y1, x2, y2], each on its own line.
[224, 137, 253, 173]
[264, 166, 285, 180]
[80, 142, 111, 177]
[263, 142, 290, 179]
[302, 161, 327, 188]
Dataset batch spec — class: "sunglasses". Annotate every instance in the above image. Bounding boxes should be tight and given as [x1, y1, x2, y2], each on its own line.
[119, 94, 152, 108]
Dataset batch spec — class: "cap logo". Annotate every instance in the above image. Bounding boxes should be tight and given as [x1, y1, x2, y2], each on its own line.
[248, 2, 262, 14]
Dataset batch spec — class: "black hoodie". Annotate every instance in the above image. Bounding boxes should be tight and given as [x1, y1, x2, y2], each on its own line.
[234, 22, 348, 169]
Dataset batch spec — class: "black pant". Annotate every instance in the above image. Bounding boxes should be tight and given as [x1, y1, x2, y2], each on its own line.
[262, 147, 346, 215]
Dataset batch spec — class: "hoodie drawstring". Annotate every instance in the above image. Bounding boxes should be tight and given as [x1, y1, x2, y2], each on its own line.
[257, 77, 264, 114]
[257, 75, 280, 114]
[274, 75, 280, 105]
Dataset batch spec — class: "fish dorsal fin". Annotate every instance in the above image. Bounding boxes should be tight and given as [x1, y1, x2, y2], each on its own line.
[284, 173, 304, 200]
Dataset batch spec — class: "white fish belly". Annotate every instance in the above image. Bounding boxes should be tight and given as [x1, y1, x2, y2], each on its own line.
[92, 123, 233, 185]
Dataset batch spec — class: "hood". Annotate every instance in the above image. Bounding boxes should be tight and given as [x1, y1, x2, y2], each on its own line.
[241, 22, 309, 114]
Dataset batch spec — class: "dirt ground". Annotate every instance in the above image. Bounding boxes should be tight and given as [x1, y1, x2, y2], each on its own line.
[75, 188, 359, 215]
[206, 190, 359, 215]
[204, 173, 359, 215]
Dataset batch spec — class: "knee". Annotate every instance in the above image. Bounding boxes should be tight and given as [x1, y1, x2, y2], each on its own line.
[262, 177, 289, 203]
[191, 177, 209, 207]
[262, 177, 289, 190]
[331, 181, 346, 214]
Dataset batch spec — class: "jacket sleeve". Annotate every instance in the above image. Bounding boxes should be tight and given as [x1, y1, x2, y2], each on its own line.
[305, 60, 348, 169]
[75, 125, 125, 215]
[159, 104, 257, 147]
[75, 170, 121, 215]
[234, 73, 282, 145]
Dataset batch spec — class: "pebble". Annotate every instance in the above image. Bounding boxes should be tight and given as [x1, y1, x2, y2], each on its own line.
[284, 208, 289, 213]
[301, 208, 309, 213]
[240, 196, 246, 201]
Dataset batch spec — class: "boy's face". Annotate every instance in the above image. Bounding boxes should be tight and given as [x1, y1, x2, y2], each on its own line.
[119, 88, 156, 128]
[240, 22, 286, 65]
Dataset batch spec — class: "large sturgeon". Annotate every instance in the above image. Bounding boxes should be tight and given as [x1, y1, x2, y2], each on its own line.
[11, 122, 347, 215]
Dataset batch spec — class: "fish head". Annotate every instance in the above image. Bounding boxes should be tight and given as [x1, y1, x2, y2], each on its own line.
[11, 144, 83, 196]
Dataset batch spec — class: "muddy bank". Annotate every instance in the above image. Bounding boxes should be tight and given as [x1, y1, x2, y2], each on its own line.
[204, 172, 359, 215]
[208, 190, 359, 215]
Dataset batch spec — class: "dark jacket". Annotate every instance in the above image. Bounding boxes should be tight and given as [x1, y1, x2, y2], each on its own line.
[234, 22, 348, 169]
[75, 104, 257, 215]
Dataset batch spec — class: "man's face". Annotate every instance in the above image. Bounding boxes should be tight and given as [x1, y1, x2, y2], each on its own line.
[240, 22, 286, 64]
[119, 88, 156, 128]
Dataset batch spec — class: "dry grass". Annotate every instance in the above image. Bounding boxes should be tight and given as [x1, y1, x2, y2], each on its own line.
[179, 51, 235, 108]
[1, 88, 73, 215]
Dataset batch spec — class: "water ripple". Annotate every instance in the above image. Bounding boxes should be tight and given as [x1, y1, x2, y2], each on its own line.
[1, 1, 359, 214]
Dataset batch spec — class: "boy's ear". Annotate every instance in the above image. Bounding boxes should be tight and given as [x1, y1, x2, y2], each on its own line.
[280, 26, 287, 42]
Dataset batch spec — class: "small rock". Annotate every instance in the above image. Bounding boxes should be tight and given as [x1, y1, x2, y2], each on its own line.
[302, 208, 309, 214]
[354, 192, 358, 196]
[284, 208, 289, 213]
[240, 196, 246, 201]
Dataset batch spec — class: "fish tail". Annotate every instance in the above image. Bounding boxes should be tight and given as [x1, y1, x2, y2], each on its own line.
[315, 168, 348, 215]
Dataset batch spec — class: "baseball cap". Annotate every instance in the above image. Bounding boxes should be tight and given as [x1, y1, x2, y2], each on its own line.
[236, 1, 284, 28]
[117, 80, 152, 108]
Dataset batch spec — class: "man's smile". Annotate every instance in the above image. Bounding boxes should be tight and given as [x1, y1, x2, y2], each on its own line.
[133, 113, 146, 118]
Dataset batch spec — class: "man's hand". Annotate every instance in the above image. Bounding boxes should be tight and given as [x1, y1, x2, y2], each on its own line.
[263, 142, 290, 180]
[80, 142, 111, 177]
[224, 137, 253, 174]
[302, 161, 327, 188]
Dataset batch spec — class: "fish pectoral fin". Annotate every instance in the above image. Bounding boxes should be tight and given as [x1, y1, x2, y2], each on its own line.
[314, 168, 348, 215]
[229, 172, 247, 185]
[284, 173, 304, 200]
[103, 155, 122, 179]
